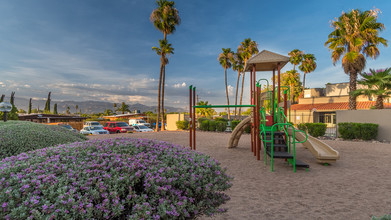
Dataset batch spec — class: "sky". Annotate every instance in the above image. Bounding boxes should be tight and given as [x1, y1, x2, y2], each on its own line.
[0, 0, 391, 110]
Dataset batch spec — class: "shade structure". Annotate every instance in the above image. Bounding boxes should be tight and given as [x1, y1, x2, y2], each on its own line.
[244, 50, 290, 72]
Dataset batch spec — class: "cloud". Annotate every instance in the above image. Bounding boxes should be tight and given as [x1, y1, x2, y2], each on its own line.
[228, 85, 234, 96]
[173, 82, 187, 88]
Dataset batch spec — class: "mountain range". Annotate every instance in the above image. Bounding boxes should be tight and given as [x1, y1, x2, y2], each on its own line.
[11, 97, 184, 114]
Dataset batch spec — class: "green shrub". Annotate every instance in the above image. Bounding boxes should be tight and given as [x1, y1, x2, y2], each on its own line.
[176, 120, 189, 130]
[208, 120, 216, 131]
[372, 214, 391, 220]
[200, 119, 209, 131]
[338, 122, 378, 140]
[214, 117, 228, 122]
[0, 138, 233, 219]
[297, 123, 327, 137]
[197, 117, 208, 128]
[231, 120, 240, 131]
[0, 121, 87, 159]
[244, 125, 251, 133]
[216, 121, 227, 132]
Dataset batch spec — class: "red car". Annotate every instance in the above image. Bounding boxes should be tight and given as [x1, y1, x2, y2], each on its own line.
[103, 122, 134, 134]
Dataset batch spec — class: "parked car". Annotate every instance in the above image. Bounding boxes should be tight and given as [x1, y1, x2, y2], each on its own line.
[129, 119, 151, 128]
[152, 122, 167, 129]
[133, 125, 154, 132]
[80, 126, 109, 135]
[103, 121, 134, 133]
[83, 121, 101, 128]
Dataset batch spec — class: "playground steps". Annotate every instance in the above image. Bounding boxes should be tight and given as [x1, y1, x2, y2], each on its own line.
[261, 128, 310, 169]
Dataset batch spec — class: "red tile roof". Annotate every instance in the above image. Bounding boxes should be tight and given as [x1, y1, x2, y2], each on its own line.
[291, 101, 391, 111]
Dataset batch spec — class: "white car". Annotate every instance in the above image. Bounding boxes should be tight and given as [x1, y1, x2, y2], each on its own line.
[129, 119, 151, 128]
[80, 126, 109, 135]
[83, 121, 101, 128]
[133, 125, 154, 132]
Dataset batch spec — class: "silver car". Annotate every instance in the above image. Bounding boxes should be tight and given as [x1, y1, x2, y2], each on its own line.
[80, 126, 109, 135]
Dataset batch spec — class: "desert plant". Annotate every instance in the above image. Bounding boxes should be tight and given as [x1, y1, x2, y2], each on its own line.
[0, 121, 87, 159]
[176, 120, 189, 130]
[0, 138, 232, 219]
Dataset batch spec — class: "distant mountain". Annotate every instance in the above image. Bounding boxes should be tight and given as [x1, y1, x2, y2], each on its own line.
[12, 97, 184, 114]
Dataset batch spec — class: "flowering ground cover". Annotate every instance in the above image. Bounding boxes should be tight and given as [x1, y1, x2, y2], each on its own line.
[0, 121, 87, 159]
[0, 138, 233, 219]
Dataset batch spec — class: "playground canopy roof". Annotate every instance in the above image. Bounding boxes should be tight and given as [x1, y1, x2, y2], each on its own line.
[245, 50, 290, 72]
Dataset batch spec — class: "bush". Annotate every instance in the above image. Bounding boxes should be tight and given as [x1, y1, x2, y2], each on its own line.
[176, 120, 189, 130]
[208, 120, 216, 131]
[244, 125, 251, 133]
[197, 117, 208, 129]
[214, 117, 228, 122]
[231, 120, 240, 131]
[298, 123, 327, 137]
[0, 121, 87, 159]
[338, 122, 378, 140]
[0, 138, 233, 219]
[200, 120, 209, 131]
[216, 121, 227, 132]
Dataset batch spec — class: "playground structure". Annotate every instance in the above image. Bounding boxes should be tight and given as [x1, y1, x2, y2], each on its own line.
[189, 50, 339, 172]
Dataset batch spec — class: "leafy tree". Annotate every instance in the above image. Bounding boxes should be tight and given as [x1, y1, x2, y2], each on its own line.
[242, 108, 252, 116]
[231, 51, 244, 119]
[0, 94, 4, 102]
[44, 92, 51, 112]
[152, 39, 174, 131]
[75, 105, 79, 114]
[195, 101, 216, 118]
[298, 54, 317, 97]
[28, 98, 32, 114]
[325, 8, 388, 110]
[116, 102, 130, 114]
[218, 48, 234, 120]
[352, 68, 391, 109]
[150, 0, 180, 131]
[18, 109, 26, 113]
[288, 49, 304, 71]
[66, 106, 70, 115]
[104, 109, 113, 116]
[113, 103, 117, 113]
[237, 38, 259, 117]
[53, 103, 58, 115]
[281, 70, 301, 103]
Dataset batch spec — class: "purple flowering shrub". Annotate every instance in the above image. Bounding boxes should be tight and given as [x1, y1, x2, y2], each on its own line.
[0, 138, 233, 219]
[0, 121, 87, 159]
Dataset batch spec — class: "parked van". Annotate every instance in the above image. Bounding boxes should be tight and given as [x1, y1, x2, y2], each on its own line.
[129, 119, 151, 128]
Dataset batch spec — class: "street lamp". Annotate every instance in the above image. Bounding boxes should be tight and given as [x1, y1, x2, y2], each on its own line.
[0, 102, 12, 122]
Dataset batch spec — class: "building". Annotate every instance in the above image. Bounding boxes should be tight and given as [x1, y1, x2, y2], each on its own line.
[291, 82, 391, 127]
[102, 113, 147, 121]
[18, 114, 86, 123]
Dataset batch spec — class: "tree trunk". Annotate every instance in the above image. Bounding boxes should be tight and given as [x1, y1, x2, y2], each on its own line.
[301, 73, 306, 98]
[234, 70, 241, 120]
[239, 72, 245, 119]
[156, 62, 163, 131]
[161, 65, 166, 131]
[290, 83, 294, 104]
[225, 68, 230, 120]
[376, 96, 384, 109]
[349, 72, 357, 110]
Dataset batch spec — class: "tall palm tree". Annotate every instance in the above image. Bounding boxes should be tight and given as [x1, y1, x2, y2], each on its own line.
[325, 9, 388, 110]
[195, 100, 215, 118]
[299, 54, 317, 97]
[150, 0, 180, 131]
[231, 51, 244, 119]
[281, 70, 300, 103]
[218, 48, 234, 120]
[152, 39, 174, 130]
[237, 38, 259, 117]
[288, 49, 304, 71]
[352, 68, 391, 109]
[116, 102, 130, 114]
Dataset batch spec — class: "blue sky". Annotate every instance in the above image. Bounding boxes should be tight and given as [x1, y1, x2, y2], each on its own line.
[0, 0, 390, 110]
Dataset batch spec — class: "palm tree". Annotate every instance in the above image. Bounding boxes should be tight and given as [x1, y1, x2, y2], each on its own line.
[116, 102, 130, 114]
[299, 54, 317, 97]
[237, 38, 259, 117]
[281, 70, 300, 103]
[66, 106, 70, 115]
[195, 100, 215, 118]
[288, 49, 304, 71]
[325, 9, 388, 110]
[104, 109, 113, 116]
[75, 105, 79, 114]
[152, 39, 174, 131]
[231, 51, 244, 119]
[218, 48, 234, 120]
[150, 0, 180, 131]
[352, 68, 391, 109]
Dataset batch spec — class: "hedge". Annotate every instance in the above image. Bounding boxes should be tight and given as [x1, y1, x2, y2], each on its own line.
[200, 120, 209, 131]
[208, 120, 216, 131]
[297, 123, 327, 137]
[231, 120, 240, 131]
[216, 121, 227, 132]
[176, 120, 189, 130]
[338, 122, 378, 140]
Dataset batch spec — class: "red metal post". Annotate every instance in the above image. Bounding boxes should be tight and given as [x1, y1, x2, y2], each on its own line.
[193, 87, 196, 150]
[189, 85, 192, 149]
[250, 67, 254, 153]
[272, 69, 275, 123]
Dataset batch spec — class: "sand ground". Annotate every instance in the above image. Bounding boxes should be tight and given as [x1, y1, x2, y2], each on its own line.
[89, 131, 391, 220]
